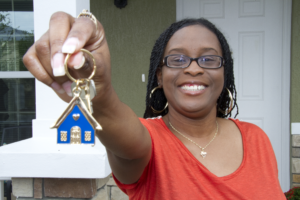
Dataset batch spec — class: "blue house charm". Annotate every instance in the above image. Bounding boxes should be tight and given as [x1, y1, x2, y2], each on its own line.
[51, 96, 102, 145]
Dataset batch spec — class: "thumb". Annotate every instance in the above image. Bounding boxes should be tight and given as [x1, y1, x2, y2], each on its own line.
[65, 50, 95, 80]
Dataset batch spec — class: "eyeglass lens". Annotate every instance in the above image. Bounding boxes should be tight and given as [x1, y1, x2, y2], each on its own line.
[167, 55, 222, 69]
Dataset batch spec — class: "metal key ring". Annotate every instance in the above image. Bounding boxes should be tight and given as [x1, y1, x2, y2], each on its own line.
[64, 49, 96, 83]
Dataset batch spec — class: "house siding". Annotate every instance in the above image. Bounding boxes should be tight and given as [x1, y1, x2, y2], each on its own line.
[91, 0, 176, 117]
[291, 0, 300, 188]
[291, 0, 300, 122]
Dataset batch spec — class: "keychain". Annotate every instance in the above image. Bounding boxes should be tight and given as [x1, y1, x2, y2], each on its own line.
[51, 49, 102, 145]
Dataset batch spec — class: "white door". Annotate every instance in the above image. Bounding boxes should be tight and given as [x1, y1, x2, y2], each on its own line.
[177, 0, 291, 191]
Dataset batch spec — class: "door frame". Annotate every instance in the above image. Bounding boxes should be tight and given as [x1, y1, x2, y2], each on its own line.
[281, 0, 292, 191]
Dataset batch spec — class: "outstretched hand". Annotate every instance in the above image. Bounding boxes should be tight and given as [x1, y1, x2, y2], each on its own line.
[23, 11, 152, 185]
[23, 11, 111, 102]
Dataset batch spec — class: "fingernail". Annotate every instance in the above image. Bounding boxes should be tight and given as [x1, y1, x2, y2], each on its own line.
[62, 81, 73, 97]
[51, 82, 65, 94]
[52, 53, 65, 77]
[62, 37, 79, 53]
[74, 56, 85, 69]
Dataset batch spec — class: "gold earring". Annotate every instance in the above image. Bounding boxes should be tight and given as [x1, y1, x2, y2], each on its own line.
[150, 86, 168, 114]
[218, 88, 233, 115]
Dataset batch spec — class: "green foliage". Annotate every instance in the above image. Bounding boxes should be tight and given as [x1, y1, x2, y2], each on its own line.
[285, 187, 300, 200]
[0, 12, 34, 71]
[0, 12, 13, 38]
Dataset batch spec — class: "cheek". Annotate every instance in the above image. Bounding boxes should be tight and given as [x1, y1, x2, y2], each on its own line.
[216, 67, 224, 80]
[161, 68, 179, 86]
[218, 69, 225, 86]
[211, 68, 225, 94]
[220, 68, 225, 86]
[160, 69, 181, 102]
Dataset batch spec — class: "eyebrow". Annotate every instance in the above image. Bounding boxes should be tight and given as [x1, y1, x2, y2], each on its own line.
[167, 48, 185, 54]
[202, 48, 219, 54]
[167, 47, 219, 55]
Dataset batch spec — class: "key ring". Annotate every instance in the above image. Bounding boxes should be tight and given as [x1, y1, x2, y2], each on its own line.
[64, 49, 96, 83]
[52, 48, 101, 146]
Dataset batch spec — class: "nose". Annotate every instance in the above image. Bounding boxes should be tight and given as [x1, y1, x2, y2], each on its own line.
[183, 60, 204, 76]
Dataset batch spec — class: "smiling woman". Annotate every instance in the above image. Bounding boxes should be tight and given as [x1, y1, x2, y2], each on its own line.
[144, 19, 237, 120]
[22, 11, 286, 199]
[158, 25, 225, 119]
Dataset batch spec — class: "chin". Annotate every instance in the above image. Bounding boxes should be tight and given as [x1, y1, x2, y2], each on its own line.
[178, 102, 216, 118]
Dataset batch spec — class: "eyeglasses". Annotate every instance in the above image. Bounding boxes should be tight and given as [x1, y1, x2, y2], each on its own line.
[163, 54, 224, 69]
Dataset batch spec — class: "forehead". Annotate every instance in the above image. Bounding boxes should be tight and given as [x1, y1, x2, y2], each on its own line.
[164, 25, 222, 56]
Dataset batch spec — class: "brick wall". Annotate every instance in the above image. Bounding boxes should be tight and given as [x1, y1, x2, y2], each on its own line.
[292, 135, 300, 187]
[12, 176, 128, 200]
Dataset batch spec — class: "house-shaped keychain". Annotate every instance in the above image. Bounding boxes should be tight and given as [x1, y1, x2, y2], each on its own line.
[51, 96, 102, 145]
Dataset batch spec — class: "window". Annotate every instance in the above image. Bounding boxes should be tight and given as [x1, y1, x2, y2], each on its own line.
[0, 0, 35, 145]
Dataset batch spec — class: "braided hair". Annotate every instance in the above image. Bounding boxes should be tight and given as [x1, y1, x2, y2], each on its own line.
[143, 18, 238, 119]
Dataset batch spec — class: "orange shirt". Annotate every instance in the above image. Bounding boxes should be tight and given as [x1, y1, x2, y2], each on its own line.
[113, 117, 285, 200]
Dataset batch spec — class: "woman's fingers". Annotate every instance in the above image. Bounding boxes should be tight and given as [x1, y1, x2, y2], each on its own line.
[24, 11, 110, 102]
[35, 31, 69, 84]
[47, 11, 98, 93]
[62, 15, 107, 80]
[48, 12, 74, 77]
[35, 30, 72, 98]
[71, 52, 85, 70]
[66, 51, 96, 79]
[48, 12, 103, 79]
[24, 29, 73, 100]
[23, 43, 70, 100]
[62, 15, 100, 54]
[23, 44, 53, 86]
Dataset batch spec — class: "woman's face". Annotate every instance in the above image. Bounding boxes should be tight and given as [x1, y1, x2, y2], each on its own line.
[157, 25, 224, 118]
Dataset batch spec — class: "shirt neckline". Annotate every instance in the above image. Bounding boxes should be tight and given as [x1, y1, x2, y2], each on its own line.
[158, 117, 247, 181]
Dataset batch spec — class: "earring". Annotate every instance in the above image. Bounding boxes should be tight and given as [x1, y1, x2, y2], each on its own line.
[218, 88, 233, 115]
[150, 86, 168, 114]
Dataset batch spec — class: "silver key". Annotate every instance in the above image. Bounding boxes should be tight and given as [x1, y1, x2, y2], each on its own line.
[71, 80, 97, 113]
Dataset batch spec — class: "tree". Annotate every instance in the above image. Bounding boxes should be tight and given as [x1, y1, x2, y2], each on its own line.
[0, 12, 34, 71]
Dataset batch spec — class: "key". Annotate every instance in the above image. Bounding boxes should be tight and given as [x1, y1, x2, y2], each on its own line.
[52, 48, 101, 145]
[71, 80, 97, 113]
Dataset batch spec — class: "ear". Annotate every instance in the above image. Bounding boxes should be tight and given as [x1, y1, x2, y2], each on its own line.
[156, 68, 163, 87]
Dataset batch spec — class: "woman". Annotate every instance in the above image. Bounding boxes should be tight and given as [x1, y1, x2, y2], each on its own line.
[23, 12, 285, 199]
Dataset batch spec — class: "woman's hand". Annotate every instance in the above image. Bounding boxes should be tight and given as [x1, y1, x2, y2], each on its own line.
[23, 11, 111, 102]
[23, 11, 152, 184]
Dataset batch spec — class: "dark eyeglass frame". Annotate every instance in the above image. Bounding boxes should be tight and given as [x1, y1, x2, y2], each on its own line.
[163, 54, 224, 69]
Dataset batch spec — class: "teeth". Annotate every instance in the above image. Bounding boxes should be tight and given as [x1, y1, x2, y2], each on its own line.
[181, 85, 205, 91]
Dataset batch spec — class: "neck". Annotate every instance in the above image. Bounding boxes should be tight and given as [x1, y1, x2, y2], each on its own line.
[163, 107, 218, 138]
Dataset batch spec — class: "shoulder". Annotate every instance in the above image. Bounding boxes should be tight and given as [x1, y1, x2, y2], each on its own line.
[229, 118, 273, 148]
[219, 118, 266, 139]
[139, 116, 167, 136]
[140, 116, 163, 129]
[140, 116, 162, 123]
[230, 119, 279, 172]
[230, 118, 266, 136]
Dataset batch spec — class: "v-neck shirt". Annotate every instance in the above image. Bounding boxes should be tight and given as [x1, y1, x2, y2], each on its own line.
[113, 117, 285, 200]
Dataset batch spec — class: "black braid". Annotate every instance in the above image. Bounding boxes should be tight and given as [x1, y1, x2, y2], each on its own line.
[143, 18, 239, 119]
